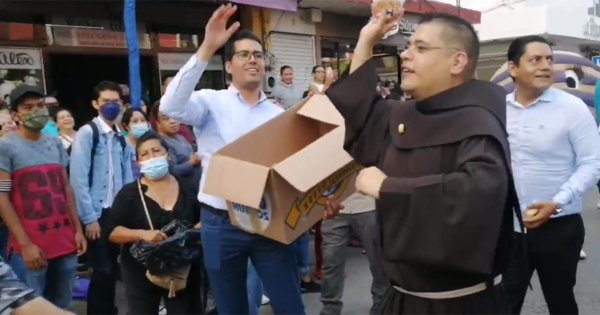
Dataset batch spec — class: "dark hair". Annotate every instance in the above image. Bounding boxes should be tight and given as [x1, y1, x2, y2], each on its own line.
[223, 29, 264, 61]
[122, 107, 148, 131]
[149, 103, 160, 130]
[135, 130, 169, 160]
[280, 65, 293, 76]
[507, 35, 551, 65]
[312, 65, 324, 74]
[419, 13, 480, 78]
[49, 107, 71, 122]
[93, 80, 123, 100]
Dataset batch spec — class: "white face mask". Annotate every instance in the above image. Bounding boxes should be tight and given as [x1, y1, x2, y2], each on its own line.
[139, 155, 169, 180]
[131, 123, 150, 138]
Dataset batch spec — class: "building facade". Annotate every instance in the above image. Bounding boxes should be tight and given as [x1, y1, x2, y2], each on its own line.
[476, 0, 600, 80]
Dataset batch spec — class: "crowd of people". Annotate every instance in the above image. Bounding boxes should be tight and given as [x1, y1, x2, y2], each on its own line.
[2, 3, 600, 315]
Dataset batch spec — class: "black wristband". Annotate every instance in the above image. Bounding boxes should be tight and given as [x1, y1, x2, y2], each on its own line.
[8, 292, 37, 311]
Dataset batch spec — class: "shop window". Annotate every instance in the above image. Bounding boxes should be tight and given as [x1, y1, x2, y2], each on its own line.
[321, 38, 399, 83]
[158, 33, 198, 49]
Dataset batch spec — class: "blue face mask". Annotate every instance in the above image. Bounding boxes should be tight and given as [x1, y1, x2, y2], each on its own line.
[140, 155, 170, 180]
[131, 123, 150, 139]
[100, 102, 122, 121]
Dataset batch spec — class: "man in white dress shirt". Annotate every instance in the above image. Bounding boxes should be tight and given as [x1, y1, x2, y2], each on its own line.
[159, 4, 304, 315]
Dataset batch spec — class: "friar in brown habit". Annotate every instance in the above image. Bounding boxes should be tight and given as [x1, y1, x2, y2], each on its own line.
[324, 9, 523, 315]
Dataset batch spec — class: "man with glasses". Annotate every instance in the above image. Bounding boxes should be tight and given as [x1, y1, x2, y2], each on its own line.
[160, 4, 304, 314]
[70, 81, 132, 315]
[324, 11, 521, 314]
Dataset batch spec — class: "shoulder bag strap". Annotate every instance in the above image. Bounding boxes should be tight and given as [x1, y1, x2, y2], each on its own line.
[137, 180, 155, 230]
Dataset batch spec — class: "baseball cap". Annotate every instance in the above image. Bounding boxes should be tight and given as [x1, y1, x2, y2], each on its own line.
[9, 85, 44, 110]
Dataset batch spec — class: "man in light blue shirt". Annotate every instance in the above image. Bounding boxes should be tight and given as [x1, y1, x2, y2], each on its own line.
[503, 35, 600, 315]
[159, 4, 304, 315]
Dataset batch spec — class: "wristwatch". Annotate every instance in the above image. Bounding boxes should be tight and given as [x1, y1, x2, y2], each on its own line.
[553, 202, 563, 215]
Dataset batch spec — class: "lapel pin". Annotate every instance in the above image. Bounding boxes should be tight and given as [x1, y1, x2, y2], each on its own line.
[398, 123, 406, 135]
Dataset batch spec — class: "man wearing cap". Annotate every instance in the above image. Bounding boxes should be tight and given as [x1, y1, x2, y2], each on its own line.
[0, 85, 86, 309]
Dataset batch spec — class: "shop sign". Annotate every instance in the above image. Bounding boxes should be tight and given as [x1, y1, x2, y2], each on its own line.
[0, 47, 42, 69]
[230, 0, 297, 12]
[0, 47, 45, 104]
[158, 53, 223, 71]
[51, 27, 152, 49]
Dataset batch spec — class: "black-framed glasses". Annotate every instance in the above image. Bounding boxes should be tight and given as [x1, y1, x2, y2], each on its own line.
[233, 50, 265, 60]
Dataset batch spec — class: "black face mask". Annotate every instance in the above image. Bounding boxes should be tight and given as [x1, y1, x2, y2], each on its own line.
[48, 106, 60, 120]
[122, 95, 131, 104]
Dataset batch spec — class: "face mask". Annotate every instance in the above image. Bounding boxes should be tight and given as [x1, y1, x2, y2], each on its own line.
[22, 108, 50, 131]
[131, 123, 150, 139]
[140, 155, 169, 180]
[100, 102, 121, 121]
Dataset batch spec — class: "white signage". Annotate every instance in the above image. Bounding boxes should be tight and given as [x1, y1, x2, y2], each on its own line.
[51, 27, 152, 49]
[0, 47, 43, 70]
[158, 53, 223, 71]
[51, 16, 147, 33]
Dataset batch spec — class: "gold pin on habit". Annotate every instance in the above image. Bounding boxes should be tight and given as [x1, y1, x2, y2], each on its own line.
[398, 123, 406, 134]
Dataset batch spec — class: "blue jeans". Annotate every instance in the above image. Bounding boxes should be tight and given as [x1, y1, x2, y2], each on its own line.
[8, 252, 29, 283]
[296, 232, 311, 277]
[10, 253, 77, 309]
[247, 261, 263, 315]
[201, 208, 305, 315]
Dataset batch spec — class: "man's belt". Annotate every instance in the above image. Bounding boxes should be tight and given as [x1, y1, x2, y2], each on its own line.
[393, 274, 502, 299]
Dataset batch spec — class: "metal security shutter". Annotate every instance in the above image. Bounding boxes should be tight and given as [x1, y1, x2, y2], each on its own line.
[269, 32, 316, 94]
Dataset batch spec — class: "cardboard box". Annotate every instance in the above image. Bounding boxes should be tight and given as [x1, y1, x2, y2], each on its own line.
[204, 95, 361, 244]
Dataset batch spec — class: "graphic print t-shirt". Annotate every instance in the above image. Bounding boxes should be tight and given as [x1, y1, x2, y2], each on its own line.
[0, 133, 76, 259]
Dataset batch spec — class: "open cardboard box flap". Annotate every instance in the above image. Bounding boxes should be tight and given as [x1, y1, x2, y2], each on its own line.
[273, 127, 353, 193]
[203, 155, 270, 209]
[296, 94, 344, 126]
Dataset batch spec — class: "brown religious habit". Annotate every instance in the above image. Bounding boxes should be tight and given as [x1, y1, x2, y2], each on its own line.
[326, 59, 522, 314]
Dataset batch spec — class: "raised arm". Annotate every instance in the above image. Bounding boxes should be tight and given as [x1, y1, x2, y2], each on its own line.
[159, 4, 240, 126]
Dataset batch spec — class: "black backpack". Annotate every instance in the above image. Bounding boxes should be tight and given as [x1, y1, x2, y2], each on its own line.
[86, 121, 127, 187]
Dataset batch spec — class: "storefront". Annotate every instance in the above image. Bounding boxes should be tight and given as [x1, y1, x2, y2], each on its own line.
[0, 0, 222, 123]
[0, 46, 45, 104]
[259, 8, 317, 94]
[158, 52, 225, 91]
[317, 12, 422, 86]
[476, 0, 600, 80]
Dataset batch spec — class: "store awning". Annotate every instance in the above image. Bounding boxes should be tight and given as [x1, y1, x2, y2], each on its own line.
[343, 0, 481, 23]
[230, 0, 297, 12]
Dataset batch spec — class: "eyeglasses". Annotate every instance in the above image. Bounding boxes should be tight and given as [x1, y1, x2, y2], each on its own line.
[233, 50, 265, 60]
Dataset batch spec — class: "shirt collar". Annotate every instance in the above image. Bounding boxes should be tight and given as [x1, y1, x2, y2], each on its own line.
[507, 87, 555, 108]
[96, 116, 115, 135]
[228, 84, 268, 105]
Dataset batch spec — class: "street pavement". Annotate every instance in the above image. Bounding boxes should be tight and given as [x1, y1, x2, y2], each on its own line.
[292, 190, 600, 315]
[75, 191, 600, 314]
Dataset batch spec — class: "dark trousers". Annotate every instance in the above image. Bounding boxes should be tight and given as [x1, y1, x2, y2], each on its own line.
[200, 207, 305, 315]
[504, 214, 584, 315]
[86, 209, 120, 315]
